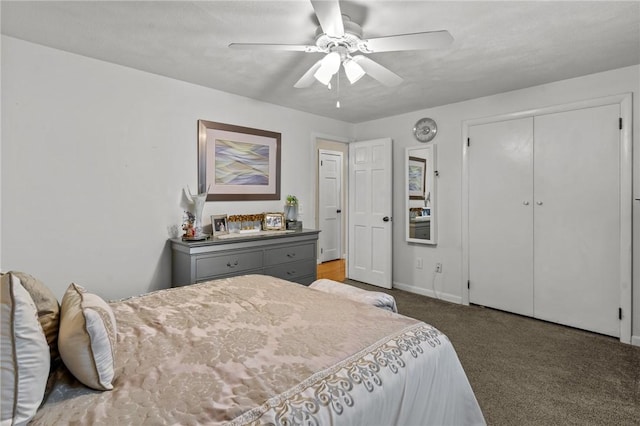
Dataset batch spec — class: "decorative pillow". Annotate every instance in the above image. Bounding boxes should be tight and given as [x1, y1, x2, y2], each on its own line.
[1, 272, 51, 425]
[58, 283, 117, 391]
[7, 271, 61, 361]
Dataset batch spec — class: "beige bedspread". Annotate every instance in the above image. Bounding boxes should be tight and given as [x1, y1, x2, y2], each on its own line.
[33, 274, 484, 425]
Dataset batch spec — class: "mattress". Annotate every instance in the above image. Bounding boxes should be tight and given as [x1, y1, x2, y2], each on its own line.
[33, 274, 484, 425]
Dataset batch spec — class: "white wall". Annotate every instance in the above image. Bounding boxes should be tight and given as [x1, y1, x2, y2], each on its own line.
[354, 65, 640, 342]
[1, 36, 352, 300]
[0, 31, 3, 272]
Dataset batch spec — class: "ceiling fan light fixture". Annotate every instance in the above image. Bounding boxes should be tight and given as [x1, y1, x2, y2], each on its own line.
[323, 51, 342, 73]
[313, 51, 341, 85]
[314, 66, 334, 86]
[343, 58, 365, 84]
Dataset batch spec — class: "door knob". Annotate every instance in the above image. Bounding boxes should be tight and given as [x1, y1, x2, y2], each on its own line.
[523, 201, 530, 206]
[536, 201, 543, 205]
[337, 209, 342, 213]
[383, 216, 390, 222]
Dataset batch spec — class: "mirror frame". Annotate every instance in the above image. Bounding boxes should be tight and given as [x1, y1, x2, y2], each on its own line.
[405, 144, 437, 245]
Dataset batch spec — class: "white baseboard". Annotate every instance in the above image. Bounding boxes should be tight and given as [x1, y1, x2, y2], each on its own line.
[393, 281, 462, 305]
[393, 283, 638, 346]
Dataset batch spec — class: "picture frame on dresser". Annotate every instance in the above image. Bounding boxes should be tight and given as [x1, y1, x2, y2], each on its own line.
[211, 214, 229, 237]
[263, 212, 285, 230]
[198, 120, 281, 201]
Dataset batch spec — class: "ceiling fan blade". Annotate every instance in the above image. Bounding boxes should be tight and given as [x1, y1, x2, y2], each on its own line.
[294, 59, 324, 88]
[352, 56, 403, 87]
[229, 43, 321, 52]
[362, 30, 453, 53]
[311, 0, 344, 37]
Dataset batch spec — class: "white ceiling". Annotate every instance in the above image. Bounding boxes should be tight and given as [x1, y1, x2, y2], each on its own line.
[2, 1, 639, 123]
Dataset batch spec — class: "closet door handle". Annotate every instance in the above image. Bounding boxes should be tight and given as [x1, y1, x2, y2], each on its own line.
[523, 201, 530, 206]
[536, 201, 543, 206]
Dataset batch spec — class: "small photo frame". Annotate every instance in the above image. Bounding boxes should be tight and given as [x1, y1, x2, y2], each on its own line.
[211, 214, 229, 236]
[263, 212, 285, 231]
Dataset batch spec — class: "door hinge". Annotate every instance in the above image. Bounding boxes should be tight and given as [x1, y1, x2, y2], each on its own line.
[467, 280, 470, 290]
[320, 248, 324, 254]
[467, 137, 470, 147]
[619, 307, 622, 320]
[321, 160, 323, 166]
[619, 117, 622, 130]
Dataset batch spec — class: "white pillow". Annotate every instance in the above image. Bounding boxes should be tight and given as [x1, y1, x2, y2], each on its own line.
[58, 283, 117, 391]
[1, 272, 50, 425]
[7, 271, 60, 362]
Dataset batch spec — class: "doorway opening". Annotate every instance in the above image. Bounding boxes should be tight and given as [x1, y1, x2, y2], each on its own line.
[316, 138, 348, 281]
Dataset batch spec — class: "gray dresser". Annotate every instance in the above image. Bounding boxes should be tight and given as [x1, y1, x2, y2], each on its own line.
[170, 229, 320, 287]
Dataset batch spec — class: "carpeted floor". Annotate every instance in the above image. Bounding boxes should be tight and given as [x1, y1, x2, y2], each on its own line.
[345, 279, 640, 425]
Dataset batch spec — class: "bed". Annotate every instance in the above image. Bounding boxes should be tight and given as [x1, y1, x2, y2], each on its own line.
[18, 274, 483, 425]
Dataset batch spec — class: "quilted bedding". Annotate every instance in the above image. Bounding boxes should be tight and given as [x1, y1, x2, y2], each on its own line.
[33, 274, 484, 425]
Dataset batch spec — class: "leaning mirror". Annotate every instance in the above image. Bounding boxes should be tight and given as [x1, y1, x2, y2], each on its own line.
[406, 145, 437, 244]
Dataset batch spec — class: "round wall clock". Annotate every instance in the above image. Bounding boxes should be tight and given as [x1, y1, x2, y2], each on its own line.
[413, 118, 437, 142]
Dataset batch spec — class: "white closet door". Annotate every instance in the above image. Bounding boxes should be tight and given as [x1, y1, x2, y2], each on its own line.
[468, 117, 534, 316]
[533, 104, 620, 337]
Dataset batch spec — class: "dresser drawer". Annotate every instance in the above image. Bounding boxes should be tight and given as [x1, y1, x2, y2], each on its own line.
[171, 230, 319, 287]
[264, 243, 315, 266]
[195, 250, 263, 280]
[264, 259, 317, 281]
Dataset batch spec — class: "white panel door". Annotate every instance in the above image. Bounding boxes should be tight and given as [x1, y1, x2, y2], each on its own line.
[533, 104, 620, 336]
[468, 117, 534, 316]
[348, 138, 392, 288]
[318, 150, 342, 262]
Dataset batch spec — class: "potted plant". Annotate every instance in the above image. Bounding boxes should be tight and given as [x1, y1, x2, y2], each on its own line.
[285, 195, 298, 222]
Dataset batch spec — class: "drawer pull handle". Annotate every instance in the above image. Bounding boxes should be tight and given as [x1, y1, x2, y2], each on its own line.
[286, 253, 296, 258]
[287, 270, 296, 275]
[227, 260, 239, 268]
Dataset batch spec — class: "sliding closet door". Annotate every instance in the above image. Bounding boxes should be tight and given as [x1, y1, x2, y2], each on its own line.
[468, 117, 534, 316]
[533, 104, 620, 337]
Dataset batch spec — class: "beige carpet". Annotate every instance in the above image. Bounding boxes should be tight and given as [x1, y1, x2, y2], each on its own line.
[344, 280, 640, 425]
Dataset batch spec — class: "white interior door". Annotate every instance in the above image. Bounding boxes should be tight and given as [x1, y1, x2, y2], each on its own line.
[533, 104, 621, 337]
[348, 138, 392, 288]
[468, 117, 534, 315]
[318, 150, 342, 262]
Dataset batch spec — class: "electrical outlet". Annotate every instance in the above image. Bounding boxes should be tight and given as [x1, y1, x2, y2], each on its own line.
[435, 262, 443, 273]
[416, 258, 423, 269]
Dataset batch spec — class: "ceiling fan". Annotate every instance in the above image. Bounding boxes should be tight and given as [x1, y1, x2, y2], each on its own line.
[229, 0, 453, 89]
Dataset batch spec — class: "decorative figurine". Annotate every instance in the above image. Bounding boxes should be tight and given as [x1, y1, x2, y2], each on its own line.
[186, 185, 209, 239]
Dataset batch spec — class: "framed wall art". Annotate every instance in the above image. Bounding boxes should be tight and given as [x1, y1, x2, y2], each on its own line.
[198, 120, 281, 201]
